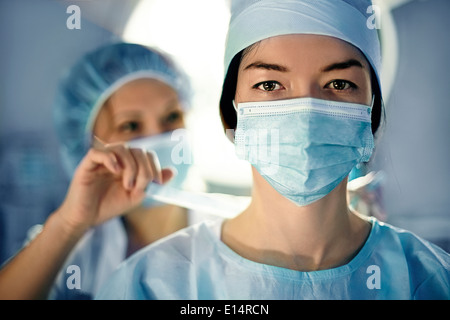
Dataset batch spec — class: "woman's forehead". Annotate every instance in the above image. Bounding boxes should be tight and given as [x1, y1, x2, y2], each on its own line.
[241, 34, 370, 69]
[112, 78, 177, 98]
[108, 79, 178, 107]
[98, 80, 179, 117]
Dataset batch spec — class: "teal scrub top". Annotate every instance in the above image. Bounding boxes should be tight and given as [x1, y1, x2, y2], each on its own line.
[96, 217, 450, 300]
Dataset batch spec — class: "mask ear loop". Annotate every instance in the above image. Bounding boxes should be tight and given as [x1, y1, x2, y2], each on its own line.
[91, 135, 107, 150]
[360, 94, 376, 164]
[232, 100, 238, 112]
[226, 100, 239, 143]
[370, 94, 375, 109]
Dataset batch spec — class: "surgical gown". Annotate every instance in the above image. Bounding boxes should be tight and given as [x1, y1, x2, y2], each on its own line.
[45, 210, 211, 300]
[95, 217, 450, 300]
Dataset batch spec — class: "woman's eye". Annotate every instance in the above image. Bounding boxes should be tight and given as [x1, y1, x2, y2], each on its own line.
[119, 121, 140, 133]
[164, 111, 183, 124]
[254, 81, 282, 92]
[327, 80, 356, 91]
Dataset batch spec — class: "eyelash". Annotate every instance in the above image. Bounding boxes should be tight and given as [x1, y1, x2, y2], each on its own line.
[253, 80, 358, 92]
[119, 121, 140, 133]
[252, 81, 283, 92]
[325, 79, 357, 91]
[162, 111, 183, 125]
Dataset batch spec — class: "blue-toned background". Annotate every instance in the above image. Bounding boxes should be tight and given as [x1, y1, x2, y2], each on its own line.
[1, 0, 449, 266]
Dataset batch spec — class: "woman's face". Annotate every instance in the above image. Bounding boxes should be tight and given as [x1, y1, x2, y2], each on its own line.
[235, 34, 372, 106]
[93, 78, 185, 143]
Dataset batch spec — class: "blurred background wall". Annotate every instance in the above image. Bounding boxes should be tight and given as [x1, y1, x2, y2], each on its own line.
[0, 0, 448, 265]
[370, 0, 450, 252]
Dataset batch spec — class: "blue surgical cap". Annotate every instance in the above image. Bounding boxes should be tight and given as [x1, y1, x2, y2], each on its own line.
[53, 42, 192, 177]
[224, 0, 382, 93]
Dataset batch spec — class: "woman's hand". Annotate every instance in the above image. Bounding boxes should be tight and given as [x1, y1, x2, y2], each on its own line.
[56, 143, 174, 234]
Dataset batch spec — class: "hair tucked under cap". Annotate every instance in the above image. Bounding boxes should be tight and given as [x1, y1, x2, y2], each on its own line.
[53, 42, 191, 177]
[220, 0, 383, 134]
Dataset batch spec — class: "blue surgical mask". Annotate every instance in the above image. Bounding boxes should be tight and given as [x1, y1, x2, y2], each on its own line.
[233, 97, 374, 206]
[126, 129, 192, 207]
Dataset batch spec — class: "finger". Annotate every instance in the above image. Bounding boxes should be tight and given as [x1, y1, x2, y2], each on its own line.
[146, 150, 162, 184]
[161, 167, 177, 184]
[129, 148, 153, 191]
[111, 145, 137, 190]
[91, 135, 108, 151]
[81, 148, 121, 174]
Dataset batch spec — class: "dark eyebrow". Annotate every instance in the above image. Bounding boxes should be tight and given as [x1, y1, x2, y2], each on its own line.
[321, 59, 364, 72]
[244, 61, 289, 72]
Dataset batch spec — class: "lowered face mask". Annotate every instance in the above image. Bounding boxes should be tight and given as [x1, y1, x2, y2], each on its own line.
[126, 129, 192, 207]
[233, 97, 374, 206]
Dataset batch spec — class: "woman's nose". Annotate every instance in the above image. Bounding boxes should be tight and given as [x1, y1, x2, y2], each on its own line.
[143, 118, 164, 137]
[290, 82, 323, 100]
